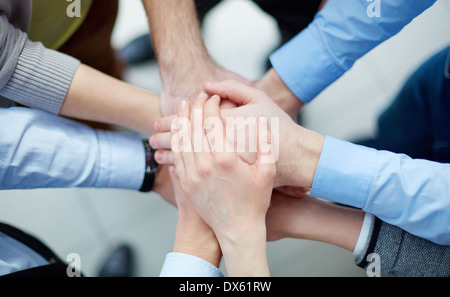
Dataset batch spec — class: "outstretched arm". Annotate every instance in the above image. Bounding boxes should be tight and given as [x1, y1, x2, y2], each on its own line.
[60, 64, 161, 136]
[257, 0, 436, 118]
[152, 80, 450, 245]
[0, 107, 145, 190]
[160, 167, 222, 277]
[0, 13, 161, 136]
[169, 95, 275, 276]
[266, 190, 364, 252]
[142, 0, 251, 116]
[267, 189, 450, 277]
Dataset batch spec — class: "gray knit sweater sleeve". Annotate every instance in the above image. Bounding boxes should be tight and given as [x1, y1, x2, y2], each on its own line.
[356, 219, 450, 277]
[0, 13, 80, 114]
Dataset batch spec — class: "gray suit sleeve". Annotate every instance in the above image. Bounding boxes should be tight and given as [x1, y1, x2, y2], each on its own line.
[356, 218, 450, 277]
[0, 13, 80, 114]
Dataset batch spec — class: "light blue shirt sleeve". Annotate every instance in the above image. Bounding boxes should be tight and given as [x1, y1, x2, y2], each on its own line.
[0, 107, 145, 190]
[160, 252, 224, 277]
[270, 0, 437, 103]
[0, 232, 49, 276]
[311, 136, 450, 245]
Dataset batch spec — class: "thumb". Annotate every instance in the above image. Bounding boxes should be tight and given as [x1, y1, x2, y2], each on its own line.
[204, 80, 260, 106]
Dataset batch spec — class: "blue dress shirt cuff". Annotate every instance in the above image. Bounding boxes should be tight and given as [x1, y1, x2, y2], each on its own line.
[310, 136, 377, 208]
[160, 252, 224, 277]
[96, 130, 145, 191]
[270, 0, 436, 104]
[270, 28, 344, 103]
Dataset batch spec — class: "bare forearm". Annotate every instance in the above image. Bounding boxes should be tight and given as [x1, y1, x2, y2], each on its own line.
[60, 64, 161, 135]
[173, 216, 222, 268]
[267, 195, 364, 252]
[257, 68, 304, 119]
[142, 0, 250, 116]
[143, 0, 210, 92]
[296, 199, 364, 251]
[143, 0, 207, 66]
[276, 124, 324, 188]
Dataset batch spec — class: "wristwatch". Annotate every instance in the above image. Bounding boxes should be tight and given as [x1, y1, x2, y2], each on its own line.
[139, 139, 161, 192]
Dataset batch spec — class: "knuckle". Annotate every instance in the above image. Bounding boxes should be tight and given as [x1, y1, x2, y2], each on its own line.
[189, 175, 202, 189]
[197, 162, 211, 177]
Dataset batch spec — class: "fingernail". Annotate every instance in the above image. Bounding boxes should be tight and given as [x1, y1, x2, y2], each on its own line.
[154, 151, 161, 162]
[149, 137, 157, 148]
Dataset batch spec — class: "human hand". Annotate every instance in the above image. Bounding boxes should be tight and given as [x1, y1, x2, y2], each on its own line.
[205, 80, 324, 188]
[151, 165, 176, 206]
[150, 79, 295, 167]
[171, 93, 276, 239]
[168, 164, 222, 267]
[160, 60, 252, 116]
[171, 93, 275, 276]
[145, 162, 221, 261]
[151, 80, 325, 189]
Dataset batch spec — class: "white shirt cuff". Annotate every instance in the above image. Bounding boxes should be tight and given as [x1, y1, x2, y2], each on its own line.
[160, 252, 224, 277]
[353, 213, 375, 258]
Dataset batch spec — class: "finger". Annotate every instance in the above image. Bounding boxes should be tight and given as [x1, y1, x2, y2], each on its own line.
[171, 122, 185, 180]
[175, 100, 196, 172]
[204, 95, 236, 166]
[149, 132, 171, 150]
[255, 116, 277, 178]
[203, 95, 223, 153]
[219, 99, 237, 109]
[155, 114, 177, 132]
[191, 93, 215, 176]
[168, 165, 184, 205]
[191, 93, 209, 154]
[154, 149, 174, 165]
[204, 80, 261, 106]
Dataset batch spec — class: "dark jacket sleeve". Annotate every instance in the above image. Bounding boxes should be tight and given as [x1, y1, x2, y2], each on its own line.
[356, 218, 450, 277]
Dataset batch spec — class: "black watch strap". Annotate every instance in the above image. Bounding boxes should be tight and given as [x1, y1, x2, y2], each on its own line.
[139, 140, 160, 192]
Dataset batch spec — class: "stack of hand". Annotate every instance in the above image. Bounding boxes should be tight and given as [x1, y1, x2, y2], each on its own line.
[150, 80, 363, 277]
